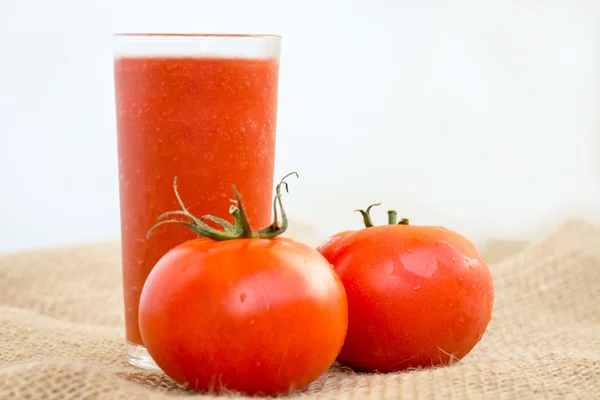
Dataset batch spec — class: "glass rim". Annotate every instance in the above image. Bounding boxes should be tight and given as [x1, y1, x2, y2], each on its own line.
[113, 33, 281, 40]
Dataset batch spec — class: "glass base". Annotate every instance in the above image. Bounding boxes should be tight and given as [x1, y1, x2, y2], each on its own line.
[126, 342, 160, 370]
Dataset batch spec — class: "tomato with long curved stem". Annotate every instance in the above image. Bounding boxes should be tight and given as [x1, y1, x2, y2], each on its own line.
[317, 204, 494, 373]
[139, 173, 348, 396]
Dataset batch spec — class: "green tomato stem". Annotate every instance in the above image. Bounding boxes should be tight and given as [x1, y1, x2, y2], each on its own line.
[387, 210, 397, 225]
[147, 172, 299, 241]
[354, 205, 410, 228]
[354, 203, 381, 228]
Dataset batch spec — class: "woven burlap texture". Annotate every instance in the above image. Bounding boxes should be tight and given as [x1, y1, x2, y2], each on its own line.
[1, 218, 599, 399]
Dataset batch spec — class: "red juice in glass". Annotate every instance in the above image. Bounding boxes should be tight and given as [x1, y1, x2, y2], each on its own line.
[113, 34, 281, 368]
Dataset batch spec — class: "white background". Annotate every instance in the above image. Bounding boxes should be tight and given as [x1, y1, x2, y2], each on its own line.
[1, 0, 599, 253]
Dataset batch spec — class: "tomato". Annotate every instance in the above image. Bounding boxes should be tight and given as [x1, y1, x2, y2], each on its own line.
[139, 237, 347, 395]
[139, 173, 348, 396]
[317, 207, 494, 373]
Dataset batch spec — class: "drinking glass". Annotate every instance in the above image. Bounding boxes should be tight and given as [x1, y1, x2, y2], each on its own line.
[113, 33, 281, 368]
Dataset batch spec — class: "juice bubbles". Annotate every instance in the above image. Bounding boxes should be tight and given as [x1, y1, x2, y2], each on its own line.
[113, 35, 281, 366]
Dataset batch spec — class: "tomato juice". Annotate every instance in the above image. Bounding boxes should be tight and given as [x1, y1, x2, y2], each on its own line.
[114, 54, 280, 348]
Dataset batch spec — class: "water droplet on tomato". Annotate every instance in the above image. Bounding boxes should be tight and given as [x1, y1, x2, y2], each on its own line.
[412, 286, 422, 291]
[452, 311, 471, 342]
[451, 257, 456, 263]
[405, 248, 413, 253]
[239, 293, 247, 303]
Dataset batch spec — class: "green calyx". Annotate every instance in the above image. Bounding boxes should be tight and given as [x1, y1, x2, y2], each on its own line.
[354, 203, 410, 228]
[146, 172, 299, 241]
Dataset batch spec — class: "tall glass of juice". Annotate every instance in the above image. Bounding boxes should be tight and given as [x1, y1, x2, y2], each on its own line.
[113, 34, 281, 368]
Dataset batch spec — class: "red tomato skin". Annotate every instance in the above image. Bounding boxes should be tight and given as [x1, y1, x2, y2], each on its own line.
[315, 230, 355, 261]
[319, 224, 494, 373]
[139, 237, 348, 396]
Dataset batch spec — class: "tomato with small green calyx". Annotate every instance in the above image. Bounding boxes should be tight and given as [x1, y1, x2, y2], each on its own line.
[317, 204, 494, 373]
[139, 173, 348, 396]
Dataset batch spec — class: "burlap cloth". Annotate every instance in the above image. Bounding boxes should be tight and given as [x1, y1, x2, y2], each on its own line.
[1, 218, 599, 399]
